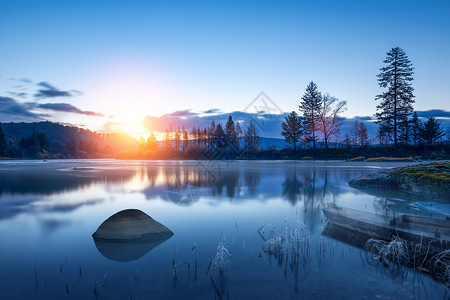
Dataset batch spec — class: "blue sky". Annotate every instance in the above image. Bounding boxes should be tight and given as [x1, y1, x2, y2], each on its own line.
[0, 0, 449, 137]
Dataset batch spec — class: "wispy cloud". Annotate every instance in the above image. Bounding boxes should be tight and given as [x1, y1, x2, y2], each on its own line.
[38, 102, 104, 117]
[0, 96, 43, 122]
[7, 91, 27, 98]
[34, 82, 74, 98]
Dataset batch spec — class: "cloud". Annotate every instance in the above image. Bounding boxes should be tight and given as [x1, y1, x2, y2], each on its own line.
[0, 96, 42, 121]
[37, 102, 104, 117]
[34, 82, 73, 98]
[7, 91, 27, 98]
[203, 108, 222, 114]
[417, 109, 450, 119]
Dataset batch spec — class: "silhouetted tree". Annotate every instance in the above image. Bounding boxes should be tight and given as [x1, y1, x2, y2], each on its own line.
[235, 122, 243, 150]
[317, 94, 346, 149]
[410, 111, 422, 145]
[375, 47, 415, 147]
[398, 117, 411, 145]
[214, 124, 226, 151]
[244, 120, 260, 151]
[225, 115, 238, 151]
[376, 123, 392, 146]
[299, 81, 322, 149]
[357, 121, 369, 146]
[422, 117, 444, 145]
[351, 119, 360, 146]
[281, 111, 302, 150]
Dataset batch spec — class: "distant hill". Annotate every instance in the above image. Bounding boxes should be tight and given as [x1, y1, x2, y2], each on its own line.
[0, 121, 138, 159]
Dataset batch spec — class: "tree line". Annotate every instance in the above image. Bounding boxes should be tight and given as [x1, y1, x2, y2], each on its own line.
[280, 47, 447, 150]
[118, 116, 262, 159]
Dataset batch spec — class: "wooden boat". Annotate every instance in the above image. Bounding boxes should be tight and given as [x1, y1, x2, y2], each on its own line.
[322, 203, 450, 249]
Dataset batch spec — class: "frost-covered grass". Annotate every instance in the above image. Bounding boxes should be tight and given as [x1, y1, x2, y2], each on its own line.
[364, 237, 409, 263]
[259, 218, 311, 275]
[364, 236, 450, 283]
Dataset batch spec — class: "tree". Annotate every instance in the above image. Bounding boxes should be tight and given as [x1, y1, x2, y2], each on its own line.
[299, 81, 322, 149]
[281, 111, 302, 150]
[398, 117, 411, 145]
[375, 47, 415, 148]
[0, 124, 5, 156]
[225, 115, 238, 151]
[317, 94, 346, 149]
[410, 111, 422, 146]
[235, 122, 243, 150]
[350, 119, 360, 146]
[244, 120, 260, 151]
[214, 124, 226, 151]
[422, 117, 445, 145]
[358, 121, 369, 146]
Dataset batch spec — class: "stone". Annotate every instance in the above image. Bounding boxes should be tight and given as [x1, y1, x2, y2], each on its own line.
[92, 209, 173, 240]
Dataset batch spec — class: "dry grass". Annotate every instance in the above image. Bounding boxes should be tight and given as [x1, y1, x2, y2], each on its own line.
[366, 156, 415, 162]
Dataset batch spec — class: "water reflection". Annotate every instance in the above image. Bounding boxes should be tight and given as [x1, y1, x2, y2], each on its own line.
[0, 160, 448, 299]
[93, 234, 173, 262]
[0, 161, 424, 221]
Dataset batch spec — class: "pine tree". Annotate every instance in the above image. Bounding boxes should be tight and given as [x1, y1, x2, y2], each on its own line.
[235, 122, 243, 150]
[410, 111, 422, 146]
[398, 117, 411, 145]
[375, 47, 415, 148]
[422, 117, 445, 145]
[225, 115, 238, 151]
[281, 111, 302, 150]
[214, 124, 226, 151]
[299, 81, 322, 149]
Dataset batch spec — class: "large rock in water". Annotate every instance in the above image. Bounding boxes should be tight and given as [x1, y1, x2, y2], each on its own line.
[92, 209, 173, 240]
[92, 209, 173, 262]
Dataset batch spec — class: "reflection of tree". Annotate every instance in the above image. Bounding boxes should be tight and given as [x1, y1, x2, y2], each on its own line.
[281, 166, 342, 229]
[282, 170, 302, 205]
[244, 169, 260, 197]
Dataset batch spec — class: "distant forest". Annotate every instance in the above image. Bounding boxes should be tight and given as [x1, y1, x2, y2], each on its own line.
[0, 121, 137, 159]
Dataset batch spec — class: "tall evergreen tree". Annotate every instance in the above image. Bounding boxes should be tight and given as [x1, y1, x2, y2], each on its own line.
[375, 47, 415, 148]
[281, 111, 302, 150]
[214, 124, 226, 151]
[410, 111, 422, 145]
[299, 81, 322, 149]
[225, 115, 238, 151]
[422, 117, 445, 145]
[398, 117, 411, 145]
[235, 122, 243, 150]
[0, 124, 6, 156]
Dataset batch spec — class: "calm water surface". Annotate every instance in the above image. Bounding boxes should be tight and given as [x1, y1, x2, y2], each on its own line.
[0, 160, 448, 299]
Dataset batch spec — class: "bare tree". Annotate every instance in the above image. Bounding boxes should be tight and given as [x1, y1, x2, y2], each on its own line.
[358, 121, 369, 146]
[317, 94, 346, 149]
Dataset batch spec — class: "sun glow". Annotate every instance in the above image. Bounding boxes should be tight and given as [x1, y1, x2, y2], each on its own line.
[121, 123, 150, 141]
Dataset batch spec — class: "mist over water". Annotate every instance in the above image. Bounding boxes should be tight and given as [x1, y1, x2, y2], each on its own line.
[0, 160, 448, 299]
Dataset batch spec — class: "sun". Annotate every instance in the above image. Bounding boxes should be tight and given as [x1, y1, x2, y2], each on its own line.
[121, 123, 150, 141]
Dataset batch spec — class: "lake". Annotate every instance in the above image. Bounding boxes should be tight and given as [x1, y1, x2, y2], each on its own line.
[0, 160, 448, 299]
